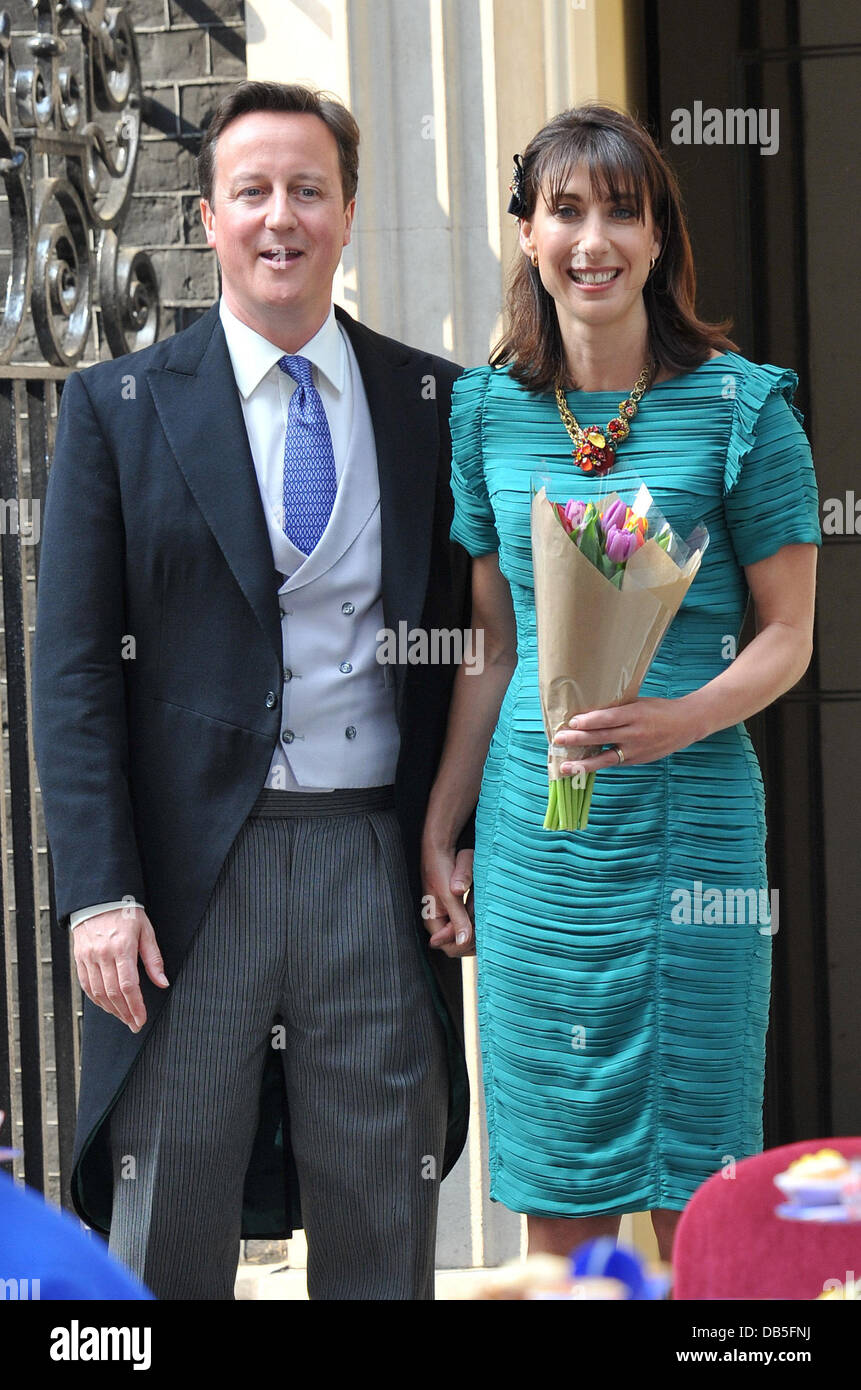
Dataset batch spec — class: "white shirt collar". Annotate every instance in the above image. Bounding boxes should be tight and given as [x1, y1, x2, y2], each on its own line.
[218, 296, 345, 399]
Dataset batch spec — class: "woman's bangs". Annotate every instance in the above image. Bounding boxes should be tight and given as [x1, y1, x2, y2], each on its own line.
[540, 128, 648, 221]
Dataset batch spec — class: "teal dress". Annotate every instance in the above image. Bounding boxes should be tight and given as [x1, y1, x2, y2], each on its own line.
[450, 353, 821, 1216]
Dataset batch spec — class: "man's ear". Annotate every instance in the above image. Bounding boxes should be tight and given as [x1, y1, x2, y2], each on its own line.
[200, 198, 216, 249]
[342, 196, 356, 247]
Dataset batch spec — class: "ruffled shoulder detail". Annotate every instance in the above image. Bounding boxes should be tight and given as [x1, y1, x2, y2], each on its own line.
[449, 365, 499, 556]
[724, 358, 804, 496]
[450, 364, 493, 475]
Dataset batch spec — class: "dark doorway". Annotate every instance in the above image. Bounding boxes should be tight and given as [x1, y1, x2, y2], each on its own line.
[644, 0, 860, 1143]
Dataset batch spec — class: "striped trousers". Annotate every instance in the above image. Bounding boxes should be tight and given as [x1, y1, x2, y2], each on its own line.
[107, 787, 449, 1300]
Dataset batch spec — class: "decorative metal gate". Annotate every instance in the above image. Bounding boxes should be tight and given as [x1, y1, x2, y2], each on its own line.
[0, 0, 159, 1210]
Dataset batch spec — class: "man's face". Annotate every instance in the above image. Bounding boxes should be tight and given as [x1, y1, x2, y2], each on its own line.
[200, 110, 355, 346]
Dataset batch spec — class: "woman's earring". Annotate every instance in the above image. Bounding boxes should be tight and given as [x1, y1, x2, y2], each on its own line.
[531, 250, 539, 268]
[649, 256, 656, 271]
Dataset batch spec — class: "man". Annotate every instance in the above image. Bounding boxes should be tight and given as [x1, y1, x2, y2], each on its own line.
[32, 81, 473, 1301]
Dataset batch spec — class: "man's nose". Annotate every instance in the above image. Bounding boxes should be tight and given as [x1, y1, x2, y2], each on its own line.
[265, 189, 299, 229]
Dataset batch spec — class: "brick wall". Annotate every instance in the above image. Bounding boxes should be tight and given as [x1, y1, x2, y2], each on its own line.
[0, 2, 246, 364]
[128, 0, 247, 343]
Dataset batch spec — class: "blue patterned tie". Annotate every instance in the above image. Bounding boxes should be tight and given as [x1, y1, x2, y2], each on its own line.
[278, 354, 337, 554]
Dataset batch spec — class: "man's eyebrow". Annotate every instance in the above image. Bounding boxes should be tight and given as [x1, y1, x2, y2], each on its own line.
[229, 168, 331, 185]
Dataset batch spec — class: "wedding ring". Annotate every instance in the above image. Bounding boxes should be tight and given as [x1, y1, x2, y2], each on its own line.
[613, 745, 625, 764]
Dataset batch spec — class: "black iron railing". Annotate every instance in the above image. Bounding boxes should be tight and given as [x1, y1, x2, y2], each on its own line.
[1, 0, 159, 1209]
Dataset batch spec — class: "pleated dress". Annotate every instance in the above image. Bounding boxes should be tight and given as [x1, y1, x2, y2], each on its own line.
[450, 352, 821, 1215]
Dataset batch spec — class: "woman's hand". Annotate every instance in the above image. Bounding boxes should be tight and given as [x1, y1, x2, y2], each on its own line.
[554, 695, 700, 774]
[555, 544, 818, 776]
[420, 842, 475, 958]
[417, 552, 515, 962]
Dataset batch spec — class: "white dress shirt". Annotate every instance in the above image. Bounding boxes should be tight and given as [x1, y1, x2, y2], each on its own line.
[220, 296, 353, 501]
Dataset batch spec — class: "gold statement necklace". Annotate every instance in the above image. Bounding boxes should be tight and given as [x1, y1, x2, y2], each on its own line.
[554, 360, 655, 475]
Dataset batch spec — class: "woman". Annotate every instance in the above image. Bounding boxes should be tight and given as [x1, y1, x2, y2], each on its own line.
[421, 104, 820, 1262]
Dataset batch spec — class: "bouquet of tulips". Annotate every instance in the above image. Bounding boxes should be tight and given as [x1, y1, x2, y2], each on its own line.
[531, 481, 708, 831]
[555, 496, 672, 587]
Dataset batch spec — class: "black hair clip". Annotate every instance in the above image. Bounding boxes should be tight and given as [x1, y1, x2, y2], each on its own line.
[507, 152, 527, 217]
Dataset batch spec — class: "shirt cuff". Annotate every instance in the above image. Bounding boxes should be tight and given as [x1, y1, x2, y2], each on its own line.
[69, 899, 145, 929]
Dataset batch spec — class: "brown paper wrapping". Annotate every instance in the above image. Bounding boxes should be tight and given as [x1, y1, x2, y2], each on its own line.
[531, 487, 704, 781]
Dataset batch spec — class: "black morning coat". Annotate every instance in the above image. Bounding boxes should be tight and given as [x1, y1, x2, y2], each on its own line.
[32, 302, 471, 1236]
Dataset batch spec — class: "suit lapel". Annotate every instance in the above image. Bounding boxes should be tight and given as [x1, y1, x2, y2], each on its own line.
[143, 304, 440, 707]
[335, 307, 439, 709]
[145, 306, 283, 665]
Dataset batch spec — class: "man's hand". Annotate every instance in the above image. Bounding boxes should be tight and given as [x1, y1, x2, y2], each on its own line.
[73, 906, 169, 1032]
[421, 845, 475, 959]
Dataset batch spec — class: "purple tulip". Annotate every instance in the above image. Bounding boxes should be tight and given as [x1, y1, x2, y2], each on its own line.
[564, 499, 586, 529]
[600, 498, 627, 534]
[605, 525, 637, 563]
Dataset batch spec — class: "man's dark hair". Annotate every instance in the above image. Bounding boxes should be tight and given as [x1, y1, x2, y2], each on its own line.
[197, 81, 360, 208]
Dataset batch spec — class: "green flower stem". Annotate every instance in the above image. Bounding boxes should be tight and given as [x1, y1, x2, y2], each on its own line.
[543, 778, 558, 830]
[544, 771, 598, 831]
[578, 771, 596, 828]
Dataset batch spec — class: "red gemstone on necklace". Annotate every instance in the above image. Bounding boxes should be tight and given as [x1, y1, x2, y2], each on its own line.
[590, 445, 616, 476]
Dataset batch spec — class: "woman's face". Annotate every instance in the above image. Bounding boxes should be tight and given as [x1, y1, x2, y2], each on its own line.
[520, 163, 662, 335]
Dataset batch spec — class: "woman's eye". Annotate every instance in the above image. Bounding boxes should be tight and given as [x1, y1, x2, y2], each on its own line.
[555, 205, 577, 219]
[612, 207, 636, 219]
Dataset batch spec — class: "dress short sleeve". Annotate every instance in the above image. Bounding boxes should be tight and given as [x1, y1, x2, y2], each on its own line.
[449, 365, 499, 556]
[723, 363, 821, 568]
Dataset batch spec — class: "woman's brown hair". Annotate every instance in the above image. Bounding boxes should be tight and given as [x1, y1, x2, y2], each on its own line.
[491, 103, 736, 392]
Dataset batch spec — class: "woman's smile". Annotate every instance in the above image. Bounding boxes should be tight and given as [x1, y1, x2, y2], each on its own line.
[567, 266, 623, 288]
[519, 164, 661, 335]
